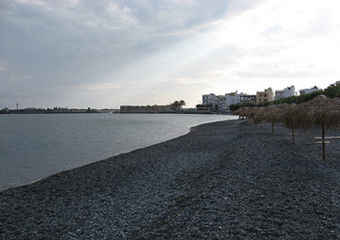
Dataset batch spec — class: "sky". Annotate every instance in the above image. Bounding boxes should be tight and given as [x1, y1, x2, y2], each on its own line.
[1, 0, 340, 109]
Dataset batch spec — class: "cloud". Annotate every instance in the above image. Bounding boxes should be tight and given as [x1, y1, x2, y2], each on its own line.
[83, 82, 121, 91]
[0, 92, 31, 99]
[174, 77, 210, 84]
[105, 2, 137, 25]
[1, 0, 340, 108]
[16, 0, 46, 6]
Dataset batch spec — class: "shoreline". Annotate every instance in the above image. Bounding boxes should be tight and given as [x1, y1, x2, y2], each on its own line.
[1, 119, 234, 193]
[1, 115, 236, 192]
[1, 120, 340, 239]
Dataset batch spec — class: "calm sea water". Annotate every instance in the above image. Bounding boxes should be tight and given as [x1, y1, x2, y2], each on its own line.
[0, 113, 237, 191]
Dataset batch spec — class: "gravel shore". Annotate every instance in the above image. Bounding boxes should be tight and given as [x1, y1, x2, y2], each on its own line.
[1, 120, 340, 239]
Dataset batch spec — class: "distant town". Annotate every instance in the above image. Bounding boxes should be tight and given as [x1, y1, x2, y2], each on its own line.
[120, 81, 340, 114]
[2, 81, 340, 114]
[197, 85, 321, 113]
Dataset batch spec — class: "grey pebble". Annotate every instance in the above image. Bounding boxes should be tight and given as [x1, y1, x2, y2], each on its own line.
[1, 120, 340, 239]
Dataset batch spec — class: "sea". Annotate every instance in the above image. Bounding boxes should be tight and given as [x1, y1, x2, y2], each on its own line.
[0, 113, 237, 191]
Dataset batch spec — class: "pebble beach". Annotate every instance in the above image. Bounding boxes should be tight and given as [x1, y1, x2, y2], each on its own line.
[1, 119, 340, 239]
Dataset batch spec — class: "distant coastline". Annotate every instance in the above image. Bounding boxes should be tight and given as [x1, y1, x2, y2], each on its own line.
[116, 111, 229, 115]
[0, 107, 119, 114]
[119, 103, 215, 114]
[1, 107, 225, 115]
[1, 110, 228, 115]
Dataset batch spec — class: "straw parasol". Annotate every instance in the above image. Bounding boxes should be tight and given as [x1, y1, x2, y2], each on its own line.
[233, 107, 257, 123]
[260, 104, 289, 133]
[243, 107, 257, 120]
[333, 97, 340, 104]
[332, 97, 340, 128]
[253, 107, 267, 129]
[277, 104, 298, 143]
[289, 95, 340, 159]
[233, 107, 247, 119]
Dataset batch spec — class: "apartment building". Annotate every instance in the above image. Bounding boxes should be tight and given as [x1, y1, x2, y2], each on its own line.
[201, 92, 242, 112]
[225, 92, 242, 106]
[202, 94, 217, 106]
[256, 88, 274, 104]
[240, 95, 256, 104]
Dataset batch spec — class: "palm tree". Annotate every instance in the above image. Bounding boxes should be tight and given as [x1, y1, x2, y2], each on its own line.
[179, 100, 186, 108]
[171, 100, 186, 111]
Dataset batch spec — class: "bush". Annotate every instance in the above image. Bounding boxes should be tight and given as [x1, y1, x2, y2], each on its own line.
[273, 90, 323, 105]
[230, 102, 256, 111]
[324, 85, 340, 98]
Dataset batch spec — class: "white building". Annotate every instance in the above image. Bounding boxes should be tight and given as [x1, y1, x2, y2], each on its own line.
[275, 86, 295, 100]
[225, 92, 241, 107]
[202, 94, 217, 106]
[299, 86, 319, 95]
[201, 92, 242, 112]
[216, 95, 227, 111]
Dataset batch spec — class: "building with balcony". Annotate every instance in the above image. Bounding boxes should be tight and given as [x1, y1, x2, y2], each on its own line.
[202, 94, 217, 107]
[240, 95, 256, 104]
[256, 88, 274, 104]
[225, 92, 242, 107]
[201, 92, 243, 112]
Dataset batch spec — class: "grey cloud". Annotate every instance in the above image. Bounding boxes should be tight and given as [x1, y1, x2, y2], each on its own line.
[0, 0, 261, 107]
[0, 92, 32, 99]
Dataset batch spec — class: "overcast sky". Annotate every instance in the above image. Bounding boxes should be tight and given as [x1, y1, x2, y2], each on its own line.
[1, 0, 340, 109]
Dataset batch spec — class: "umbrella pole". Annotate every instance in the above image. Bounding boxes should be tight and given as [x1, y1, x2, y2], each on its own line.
[322, 123, 325, 160]
[292, 128, 295, 144]
[261, 120, 263, 130]
[271, 122, 274, 134]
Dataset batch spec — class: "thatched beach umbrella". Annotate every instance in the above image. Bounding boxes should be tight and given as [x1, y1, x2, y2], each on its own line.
[250, 104, 289, 133]
[332, 97, 340, 114]
[233, 107, 247, 119]
[261, 104, 289, 134]
[243, 107, 257, 121]
[233, 107, 257, 123]
[279, 104, 298, 143]
[333, 97, 340, 104]
[290, 95, 340, 159]
[253, 107, 267, 129]
[332, 98, 340, 128]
